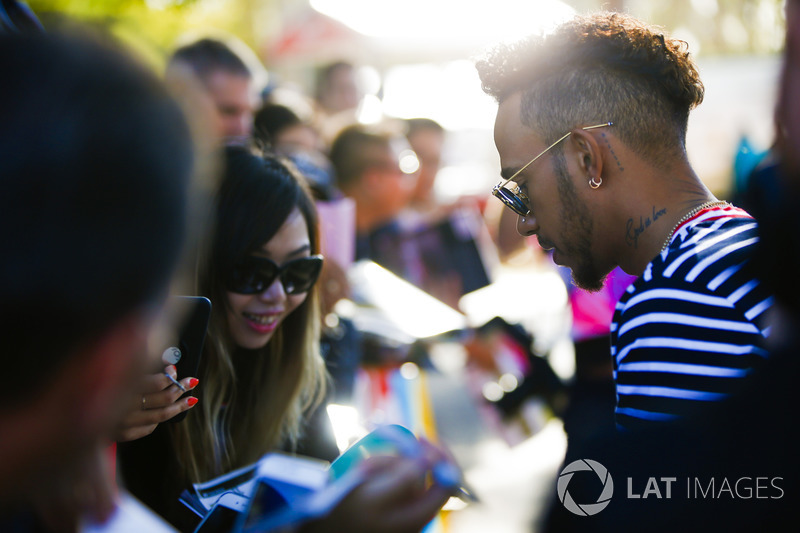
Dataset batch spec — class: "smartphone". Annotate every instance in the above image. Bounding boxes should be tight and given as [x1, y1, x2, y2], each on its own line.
[166, 295, 211, 423]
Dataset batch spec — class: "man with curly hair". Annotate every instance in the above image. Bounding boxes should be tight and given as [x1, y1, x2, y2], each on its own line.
[476, 12, 773, 432]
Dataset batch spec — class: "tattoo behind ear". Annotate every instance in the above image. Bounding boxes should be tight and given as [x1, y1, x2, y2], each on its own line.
[602, 133, 625, 172]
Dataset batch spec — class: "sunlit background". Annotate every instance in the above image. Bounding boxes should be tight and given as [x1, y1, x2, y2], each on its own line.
[28, 0, 786, 198]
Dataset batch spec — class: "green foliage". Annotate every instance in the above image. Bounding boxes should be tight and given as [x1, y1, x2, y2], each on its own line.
[24, 0, 256, 71]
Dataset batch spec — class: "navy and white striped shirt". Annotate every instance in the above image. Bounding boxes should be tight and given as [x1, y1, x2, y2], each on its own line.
[611, 204, 773, 430]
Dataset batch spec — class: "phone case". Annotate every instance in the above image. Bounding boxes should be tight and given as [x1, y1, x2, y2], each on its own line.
[169, 296, 211, 423]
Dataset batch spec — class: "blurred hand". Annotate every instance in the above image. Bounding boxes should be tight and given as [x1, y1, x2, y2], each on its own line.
[301, 442, 454, 533]
[114, 365, 199, 442]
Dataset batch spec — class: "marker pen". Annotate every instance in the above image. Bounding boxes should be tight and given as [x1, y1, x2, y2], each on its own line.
[164, 372, 187, 393]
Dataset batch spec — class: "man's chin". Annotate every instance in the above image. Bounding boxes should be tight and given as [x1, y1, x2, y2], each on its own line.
[571, 268, 607, 293]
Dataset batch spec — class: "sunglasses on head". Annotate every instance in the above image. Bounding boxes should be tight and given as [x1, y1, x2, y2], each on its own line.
[227, 254, 324, 295]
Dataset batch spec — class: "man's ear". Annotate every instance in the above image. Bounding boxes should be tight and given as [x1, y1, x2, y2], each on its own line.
[571, 128, 604, 183]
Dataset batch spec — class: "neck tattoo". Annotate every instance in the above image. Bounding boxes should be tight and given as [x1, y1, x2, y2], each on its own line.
[661, 200, 729, 253]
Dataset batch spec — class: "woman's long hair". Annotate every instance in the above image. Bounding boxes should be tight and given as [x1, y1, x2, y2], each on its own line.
[172, 146, 327, 482]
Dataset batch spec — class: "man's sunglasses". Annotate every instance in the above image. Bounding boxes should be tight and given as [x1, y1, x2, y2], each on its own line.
[492, 122, 613, 217]
[227, 255, 324, 295]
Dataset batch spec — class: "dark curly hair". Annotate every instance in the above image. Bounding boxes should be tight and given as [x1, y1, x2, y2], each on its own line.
[476, 11, 704, 166]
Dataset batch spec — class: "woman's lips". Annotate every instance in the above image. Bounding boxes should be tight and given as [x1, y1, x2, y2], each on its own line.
[243, 311, 281, 334]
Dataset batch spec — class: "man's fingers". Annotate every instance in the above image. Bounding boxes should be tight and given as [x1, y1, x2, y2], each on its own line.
[381, 483, 452, 533]
[358, 457, 429, 504]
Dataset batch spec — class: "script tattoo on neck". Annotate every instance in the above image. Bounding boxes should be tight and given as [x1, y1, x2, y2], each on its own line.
[602, 132, 624, 172]
[626, 205, 668, 248]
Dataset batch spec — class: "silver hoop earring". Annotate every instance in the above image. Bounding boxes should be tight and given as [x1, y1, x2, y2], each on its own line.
[589, 176, 602, 189]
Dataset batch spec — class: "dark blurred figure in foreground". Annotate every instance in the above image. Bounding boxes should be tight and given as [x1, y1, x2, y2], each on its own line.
[0, 0, 43, 33]
[0, 29, 194, 532]
[541, 3, 800, 531]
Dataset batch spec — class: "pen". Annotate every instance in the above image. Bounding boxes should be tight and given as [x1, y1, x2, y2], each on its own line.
[164, 372, 187, 393]
[432, 461, 479, 502]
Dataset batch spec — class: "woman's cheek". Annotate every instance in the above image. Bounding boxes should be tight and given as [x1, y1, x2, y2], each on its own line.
[286, 293, 308, 316]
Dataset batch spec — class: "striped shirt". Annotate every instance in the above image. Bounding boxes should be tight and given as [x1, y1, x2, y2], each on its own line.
[611, 204, 773, 430]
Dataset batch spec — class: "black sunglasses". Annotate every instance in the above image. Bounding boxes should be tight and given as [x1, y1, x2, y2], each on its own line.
[227, 255, 324, 295]
[491, 122, 613, 217]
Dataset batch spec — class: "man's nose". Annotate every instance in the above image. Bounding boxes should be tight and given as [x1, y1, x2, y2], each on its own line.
[516, 213, 538, 236]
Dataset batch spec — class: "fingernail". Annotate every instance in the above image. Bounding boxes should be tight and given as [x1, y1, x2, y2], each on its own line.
[169, 365, 177, 373]
[188, 378, 199, 389]
[187, 397, 199, 407]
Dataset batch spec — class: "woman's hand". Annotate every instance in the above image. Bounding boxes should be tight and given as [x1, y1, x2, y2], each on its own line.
[114, 365, 199, 442]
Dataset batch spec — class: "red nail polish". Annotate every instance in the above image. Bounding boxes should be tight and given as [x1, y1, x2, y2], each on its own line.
[188, 378, 199, 388]
[187, 397, 199, 407]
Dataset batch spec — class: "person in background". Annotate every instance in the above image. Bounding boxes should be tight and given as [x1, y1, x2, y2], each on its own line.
[476, 11, 773, 431]
[118, 147, 452, 532]
[331, 120, 495, 310]
[313, 60, 362, 117]
[166, 37, 259, 145]
[0, 29, 194, 531]
[253, 102, 337, 199]
[398, 117, 498, 309]
[329, 122, 419, 263]
[404, 117, 446, 213]
[312, 60, 365, 145]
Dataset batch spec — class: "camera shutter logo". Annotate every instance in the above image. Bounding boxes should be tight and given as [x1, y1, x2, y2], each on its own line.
[557, 459, 614, 516]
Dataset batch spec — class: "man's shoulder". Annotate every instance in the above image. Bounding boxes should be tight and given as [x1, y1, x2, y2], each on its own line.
[649, 214, 761, 289]
[619, 215, 765, 302]
[616, 214, 772, 329]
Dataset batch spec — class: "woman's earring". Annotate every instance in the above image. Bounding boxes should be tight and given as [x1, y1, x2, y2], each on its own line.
[589, 176, 602, 189]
